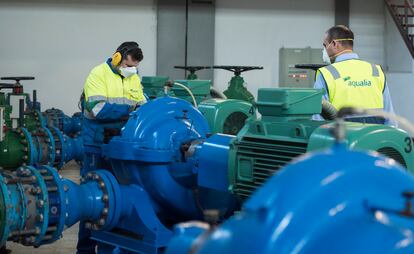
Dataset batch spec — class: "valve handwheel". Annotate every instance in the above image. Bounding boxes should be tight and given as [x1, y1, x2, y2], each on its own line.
[213, 66, 263, 76]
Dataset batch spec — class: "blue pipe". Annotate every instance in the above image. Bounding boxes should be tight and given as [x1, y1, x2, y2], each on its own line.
[0, 166, 125, 246]
[63, 179, 105, 227]
[64, 134, 83, 162]
[166, 145, 414, 254]
[43, 108, 82, 136]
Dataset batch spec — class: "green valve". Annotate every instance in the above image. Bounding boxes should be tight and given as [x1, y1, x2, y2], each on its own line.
[213, 66, 263, 105]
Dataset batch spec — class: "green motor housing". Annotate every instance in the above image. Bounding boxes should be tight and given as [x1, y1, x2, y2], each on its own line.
[173, 80, 212, 105]
[141, 76, 170, 99]
[228, 88, 414, 199]
[141, 76, 212, 104]
[198, 99, 255, 135]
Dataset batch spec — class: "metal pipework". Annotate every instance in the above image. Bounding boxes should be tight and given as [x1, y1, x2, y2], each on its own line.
[43, 108, 82, 136]
[0, 125, 82, 170]
[0, 166, 122, 247]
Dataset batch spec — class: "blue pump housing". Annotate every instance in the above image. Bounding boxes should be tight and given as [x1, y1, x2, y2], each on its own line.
[166, 145, 414, 254]
[98, 96, 238, 253]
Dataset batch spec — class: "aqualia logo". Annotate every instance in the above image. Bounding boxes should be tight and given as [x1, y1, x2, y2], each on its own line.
[347, 79, 372, 87]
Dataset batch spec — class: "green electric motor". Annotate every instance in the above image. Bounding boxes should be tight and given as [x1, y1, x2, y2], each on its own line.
[228, 88, 414, 199]
[198, 99, 255, 135]
[141, 76, 212, 105]
[141, 76, 170, 99]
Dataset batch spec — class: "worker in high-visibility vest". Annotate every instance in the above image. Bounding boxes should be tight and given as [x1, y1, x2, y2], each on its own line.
[77, 41, 147, 254]
[314, 25, 396, 125]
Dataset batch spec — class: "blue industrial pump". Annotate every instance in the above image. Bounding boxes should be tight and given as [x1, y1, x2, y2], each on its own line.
[0, 89, 414, 253]
[166, 144, 414, 254]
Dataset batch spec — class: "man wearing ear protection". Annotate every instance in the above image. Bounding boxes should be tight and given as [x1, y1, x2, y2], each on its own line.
[314, 25, 396, 125]
[78, 41, 147, 254]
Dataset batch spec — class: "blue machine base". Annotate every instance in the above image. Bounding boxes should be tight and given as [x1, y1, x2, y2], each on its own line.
[93, 231, 162, 254]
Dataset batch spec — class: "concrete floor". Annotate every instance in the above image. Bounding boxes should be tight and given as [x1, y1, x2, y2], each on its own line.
[8, 161, 81, 254]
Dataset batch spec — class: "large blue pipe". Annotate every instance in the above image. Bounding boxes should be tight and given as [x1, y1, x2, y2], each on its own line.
[166, 145, 414, 254]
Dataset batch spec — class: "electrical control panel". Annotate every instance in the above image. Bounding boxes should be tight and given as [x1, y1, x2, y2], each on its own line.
[279, 47, 323, 88]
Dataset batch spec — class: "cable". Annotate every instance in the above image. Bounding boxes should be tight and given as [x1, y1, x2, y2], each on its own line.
[174, 82, 198, 108]
[210, 87, 227, 99]
[321, 100, 338, 120]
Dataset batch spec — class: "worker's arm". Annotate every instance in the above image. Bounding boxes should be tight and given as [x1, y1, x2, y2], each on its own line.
[312, 71, 329, 121]
[84, 72, 131, 121]
[382, 83, 398, 127]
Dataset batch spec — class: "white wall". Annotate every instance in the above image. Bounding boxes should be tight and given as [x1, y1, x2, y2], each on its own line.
[213, 0, 335, 97]
[350, 0, 385, 66]
[0, 0, 157, 114]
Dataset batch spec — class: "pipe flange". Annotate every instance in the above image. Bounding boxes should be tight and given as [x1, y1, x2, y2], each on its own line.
[36, 166, 67, 245]
[84, 172, 110, 231]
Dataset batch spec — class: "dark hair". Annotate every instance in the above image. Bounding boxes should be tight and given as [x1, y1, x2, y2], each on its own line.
[326, 25, 354, 48]
[117, 41, 144, 62]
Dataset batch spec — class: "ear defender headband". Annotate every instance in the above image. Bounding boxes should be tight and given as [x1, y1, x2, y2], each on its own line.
[333, 38, 354, 42]
[111, 42, 139, 66]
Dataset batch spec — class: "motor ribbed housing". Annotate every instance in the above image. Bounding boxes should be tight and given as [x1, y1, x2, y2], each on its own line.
[230, 136, 308, 199]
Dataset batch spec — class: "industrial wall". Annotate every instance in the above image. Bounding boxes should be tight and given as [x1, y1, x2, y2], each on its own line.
[0, 0, 413, 123]
[213, 0, 335, 98]
[212, 0, 387, 99]
[0, 0, 157, 114]
[214, 0, 414, 123]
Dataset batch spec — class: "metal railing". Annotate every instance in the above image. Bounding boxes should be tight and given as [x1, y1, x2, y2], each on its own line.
[385, 0, 414, 58]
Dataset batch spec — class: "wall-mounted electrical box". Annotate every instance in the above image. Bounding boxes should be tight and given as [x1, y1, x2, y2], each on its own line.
[279, 47, 323, 88]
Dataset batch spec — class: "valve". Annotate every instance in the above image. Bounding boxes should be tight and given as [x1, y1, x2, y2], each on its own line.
[1, 76, 34, 94]
[213, 66, 263, 76]
[174, 66, 211, 80]
[294, 64, 327, 71]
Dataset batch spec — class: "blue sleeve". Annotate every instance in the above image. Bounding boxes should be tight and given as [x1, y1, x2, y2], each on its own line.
[382, 82, 397, 127]
[95, 102, 131, 120]
[312, 71, 329, 121]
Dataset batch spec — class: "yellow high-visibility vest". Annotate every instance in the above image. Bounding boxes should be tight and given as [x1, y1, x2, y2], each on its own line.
[318, 59, 385, 110]
[83, 62, 146, 118]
